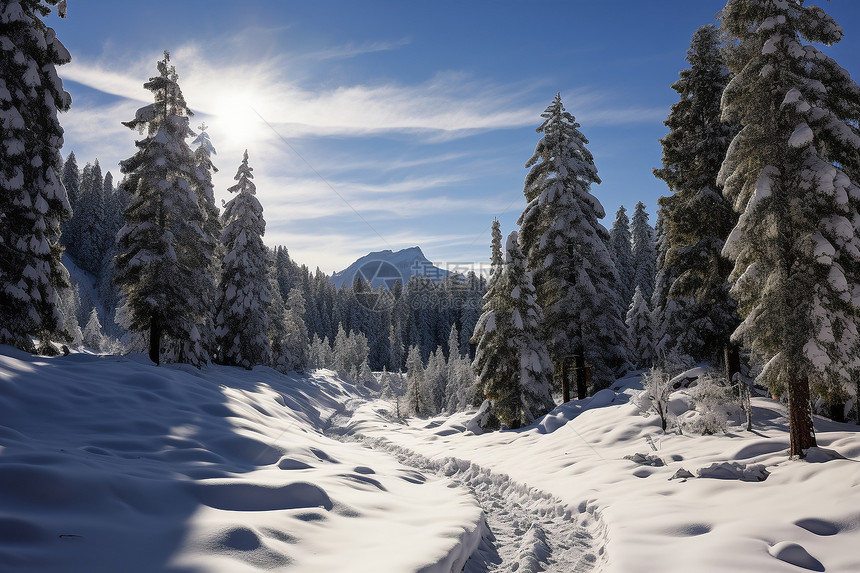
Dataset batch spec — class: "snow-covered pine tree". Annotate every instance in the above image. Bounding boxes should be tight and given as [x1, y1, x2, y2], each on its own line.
[115, 52, 209, 366]
[445, 355, 478, 413]
[609, 205, 635, 306]
[268, 262, 291, 373]
[60, 151, 79, 249]
[505, 232, 555, 425]
[630, 201, 656, 301]
[651, 208, 693, 368]
[719, 0, 860, 457]
[186, 122, 220, 361]
[405, 345, 424, 416]
[653, 24, 739, 365]
[74, 159, 106, 275]
[421, 347, 446, 415]
[473, 231, 555, 428]
[96, 171, 126, 336]
[333, 324, 350, 373]
[214, 150, 271, 369]
[308, 334, 334, 370]
[283, 288, 309, 371]
[0, 0, 72, 353]
[357, 360, 374, 389]
[458, 272, 482, 357]
[446, 323, 460, 361]
[517, 94, 628, 388]
[469, 219, 505, 401]
[82, 307, 103, 351]
[58, 283, 82, 346]
[626, 285, 655, 370]
[388, 319, 404, 372]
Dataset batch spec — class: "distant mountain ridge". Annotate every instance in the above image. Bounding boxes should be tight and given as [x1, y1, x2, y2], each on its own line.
[330, 246, 450, 290]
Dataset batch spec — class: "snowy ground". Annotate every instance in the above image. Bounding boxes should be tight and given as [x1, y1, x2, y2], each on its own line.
[342, 376, 860, 573]
[2, 347, 859, 572]
[0, 347, 482, 572]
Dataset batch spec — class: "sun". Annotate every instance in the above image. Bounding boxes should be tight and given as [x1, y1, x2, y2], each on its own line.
[207, 91, 269, 147]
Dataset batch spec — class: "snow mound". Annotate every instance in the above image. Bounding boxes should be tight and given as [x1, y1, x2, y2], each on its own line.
[535, 387, 618, 434]
[696, 461, 770, 481]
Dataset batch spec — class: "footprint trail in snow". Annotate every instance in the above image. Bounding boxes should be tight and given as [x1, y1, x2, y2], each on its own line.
[325, 402, 598, 572]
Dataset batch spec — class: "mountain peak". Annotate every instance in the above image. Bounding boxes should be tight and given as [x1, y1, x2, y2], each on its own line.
[330, 247, 448, 290]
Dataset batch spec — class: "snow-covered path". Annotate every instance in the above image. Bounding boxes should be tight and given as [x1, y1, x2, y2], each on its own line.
[325, 399, 598, 572]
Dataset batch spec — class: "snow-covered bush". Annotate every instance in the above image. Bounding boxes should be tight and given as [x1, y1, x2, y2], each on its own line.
[635, 367, 674, 431]
[683, 373, 737, 435]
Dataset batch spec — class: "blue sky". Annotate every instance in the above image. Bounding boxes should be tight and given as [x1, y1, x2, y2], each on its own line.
[50, 1, 860, 274]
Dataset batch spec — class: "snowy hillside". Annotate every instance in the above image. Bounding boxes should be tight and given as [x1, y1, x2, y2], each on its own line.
[2, 346, 859, 572]
[330, 246, 451, 290]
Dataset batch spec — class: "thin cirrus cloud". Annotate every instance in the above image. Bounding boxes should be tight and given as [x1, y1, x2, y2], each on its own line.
[300, 37, 413, 62]
[62, 45, 541, 139]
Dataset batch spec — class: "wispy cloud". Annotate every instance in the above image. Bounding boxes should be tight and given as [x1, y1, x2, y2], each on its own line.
[301, 37, 412, 62]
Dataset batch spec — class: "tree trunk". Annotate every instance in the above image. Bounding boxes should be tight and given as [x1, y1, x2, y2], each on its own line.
[724, 342, 741, 383]
[575, 354, 587, 400]
[788, 373, 816, 457]
[561, 357, 571, 403]
[149, 314, 162, 366]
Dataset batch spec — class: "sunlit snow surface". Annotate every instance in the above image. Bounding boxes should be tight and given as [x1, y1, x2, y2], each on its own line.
[345, 372, 860, 573]
[0, 348, 481, 572]
[1, 349, 859, 572]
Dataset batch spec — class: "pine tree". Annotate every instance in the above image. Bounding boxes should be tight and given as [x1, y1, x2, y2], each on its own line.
[268, 262, 291, 373]
[719, 0, 860, 456]
[651, 208, 693, 368]
[60, 151, 79, 248]
[0, 0, 72, 353]
[388, 320, 404, 372]
[96, 171, 125, 335]
[473, 232, 554, 428]
[505, 232, 555, 424]
[517, 94, 628, 388]
[405, 345, 424, 416]
[75, 159, 106, 275]
[114, 52, 209, 366]
[458, 272, 482, 356]
[469, 219, 505, 400]
[653, 24, 739, 365]
[421, 348, 446, 415]
[186, 122, 220, 361]
[446, 323, 460, 361]
[284, 288, 309, 371]
[609, 206, 635, 306]
[626, 286, 654, 370]
[58, 283, 82, 346]
[82, 307, 103, 351]
[630, 201, 656, 301]
[214, 150, 271, 369]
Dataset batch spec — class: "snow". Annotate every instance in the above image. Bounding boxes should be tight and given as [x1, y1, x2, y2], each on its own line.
[789, 123, 814, 148]
[0, 349, 482, 573]
[3, 350, 859, 572]
[342, 372, 860, 573]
